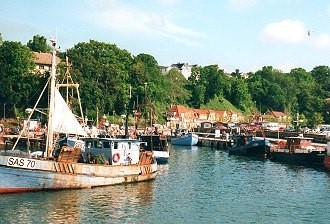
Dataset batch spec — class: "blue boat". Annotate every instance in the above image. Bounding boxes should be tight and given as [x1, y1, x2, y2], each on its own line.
[171, 132, 199, 146]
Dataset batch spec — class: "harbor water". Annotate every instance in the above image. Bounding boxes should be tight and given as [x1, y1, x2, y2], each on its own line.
[0, 145, 330, 223]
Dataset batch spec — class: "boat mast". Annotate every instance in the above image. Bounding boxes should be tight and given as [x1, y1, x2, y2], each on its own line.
[46, 37, 57, 157]
[124, 85, 132, 139]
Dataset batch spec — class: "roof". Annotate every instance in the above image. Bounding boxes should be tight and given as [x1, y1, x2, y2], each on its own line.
[33, 52, 61, 65]
[226, 110, 238, 115]
[265, 111, 287, 117]
[168, 105, 190, 115]
[214, 110, 226, 116]
[192, 109, 209, 115]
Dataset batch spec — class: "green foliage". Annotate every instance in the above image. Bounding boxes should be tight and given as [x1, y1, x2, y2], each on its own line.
[308, 112, 324, 128]
[187, 66, 206, 108]
[66, 40, 133, 117]
[200, 65, 225, 102]
[164, 69, 191, 105]
[229, 78, 253, 113]
[0, 40, 38, 117]
[27, 35, 51, 52]
[1, 34, 330, 129]
[131, 53, 166, 105]
[311, 66, 330, 94]
[201, 95, 238, 112]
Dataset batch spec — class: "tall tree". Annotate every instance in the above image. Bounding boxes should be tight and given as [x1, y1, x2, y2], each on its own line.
[67, 40, 133, 118]
[187, 66, 206, 108]
[199, 65, 225, 103]
[131, 53, 164, 104]
[131, 53, 169, 124]
[165, 69, 191, 105]
[27, 35, 51, 52]
[248, 66, 287, 113]
[0, 41, 37, 117]
[311, 66, 330, 97]
[230, 78, 253, 113]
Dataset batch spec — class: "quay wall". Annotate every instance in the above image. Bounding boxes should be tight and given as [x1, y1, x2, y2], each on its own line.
[255, 131, 329, 144]
[196, 131, 329, 148]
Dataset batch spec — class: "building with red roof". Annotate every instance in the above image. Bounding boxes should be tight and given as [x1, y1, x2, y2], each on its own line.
[33, 52, 61, 74]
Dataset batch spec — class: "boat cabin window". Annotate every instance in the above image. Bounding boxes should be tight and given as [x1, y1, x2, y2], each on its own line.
[103, 141, 110, 149]
[128, 142, 131, 149]
[86, 141, 93, 148]
[97, 141, 103, 148]
[114, 142, 118, 149]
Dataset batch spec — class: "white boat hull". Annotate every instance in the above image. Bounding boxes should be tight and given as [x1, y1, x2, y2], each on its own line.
[0, 155, 157, 193]
[171, 133, 199, 146]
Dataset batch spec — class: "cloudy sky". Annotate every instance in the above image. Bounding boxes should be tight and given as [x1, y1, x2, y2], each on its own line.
[1, 0, 330, 73]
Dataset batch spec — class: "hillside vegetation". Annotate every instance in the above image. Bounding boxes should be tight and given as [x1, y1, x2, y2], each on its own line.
[0, 34, 329, 128]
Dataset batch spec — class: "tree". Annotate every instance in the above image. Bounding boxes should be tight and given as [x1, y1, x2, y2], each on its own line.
[229, 78, 253, 113]
[187, 66, 206, 108]
[130, 53, 169, 124]
[308, 112, 324, 128]
[311, 66, 330, 95]
[67, 40, 133, 118]
[27, 35, 51, 52]
[231, 68, 241, 78]
[199, 65, 225, 103]
[248, 66, 287, 113]
[131, 53, 165, 104]
[164, 69, 190, 105]
[0, 41, 37, 117]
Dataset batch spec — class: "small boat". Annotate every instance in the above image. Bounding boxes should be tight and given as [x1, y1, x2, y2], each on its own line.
[139, 134, 169, 164]
[269, 134, 326, 166]
[228, 134, 270, 158]
[171, 132, 199, 146]
[0, 38, 157, 194]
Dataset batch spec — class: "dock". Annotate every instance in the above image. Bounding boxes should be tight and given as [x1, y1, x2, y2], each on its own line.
[196, 132, 231, 149]
[0, 134, 45, 150]
[196, 132, 327, 149]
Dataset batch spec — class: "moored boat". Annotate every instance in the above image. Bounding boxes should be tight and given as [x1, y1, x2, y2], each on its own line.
[139, 134, 169, 164]
[228, 134, 270, 158]
[269, 134, 326, 166]
[171, 132, 199, 146]
[0, 38, 157, 194]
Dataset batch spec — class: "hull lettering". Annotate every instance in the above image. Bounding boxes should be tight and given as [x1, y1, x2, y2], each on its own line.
[7, 157, 37, 169]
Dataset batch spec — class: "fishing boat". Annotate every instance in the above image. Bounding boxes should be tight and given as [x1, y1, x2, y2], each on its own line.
[269, 134, 326, 166]
[139, 134, 169, 164]
[228, 134, 270, 158]
[171, 131, 199, 146]
[133, 85, 170, 163]
[0, 38, 157, 194]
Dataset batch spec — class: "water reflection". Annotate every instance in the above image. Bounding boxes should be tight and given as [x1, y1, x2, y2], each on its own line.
[0, 180, 155, 223]
[1, 144, 330, 223]
[171, 145, 198, 150]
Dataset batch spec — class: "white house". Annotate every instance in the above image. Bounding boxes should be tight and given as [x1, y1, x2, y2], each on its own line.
[161, 62, 195, 79]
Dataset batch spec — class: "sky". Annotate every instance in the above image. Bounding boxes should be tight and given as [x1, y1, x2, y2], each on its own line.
[1, 0, 330, 73]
